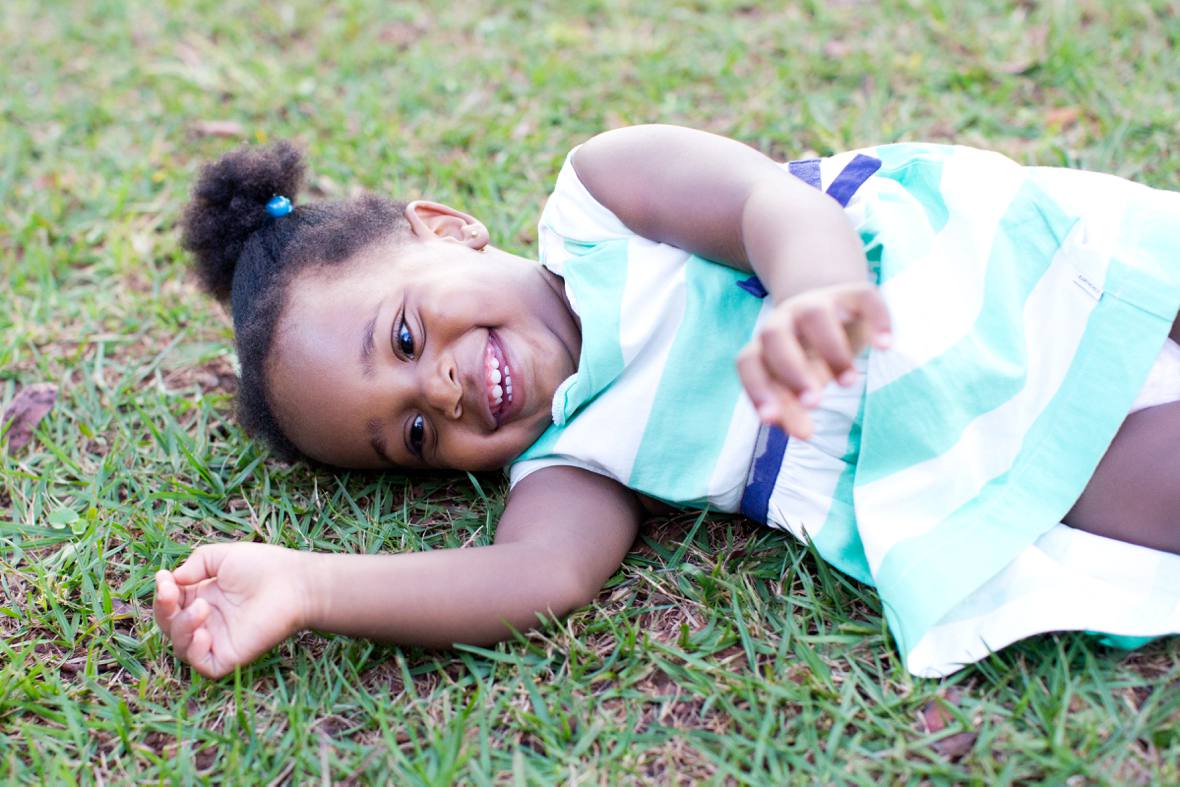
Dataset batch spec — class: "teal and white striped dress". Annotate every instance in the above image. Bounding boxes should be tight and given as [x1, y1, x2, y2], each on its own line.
[510, 143, 1180, 677]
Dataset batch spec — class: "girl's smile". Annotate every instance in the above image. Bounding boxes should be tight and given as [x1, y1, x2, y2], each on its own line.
[266, 202, 581, 471]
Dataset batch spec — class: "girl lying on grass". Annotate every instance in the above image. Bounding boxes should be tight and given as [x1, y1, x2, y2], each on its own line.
[156, 125, 1180, 679]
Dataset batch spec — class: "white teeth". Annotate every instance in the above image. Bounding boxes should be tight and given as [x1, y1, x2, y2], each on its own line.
[485, 341, 514, 416]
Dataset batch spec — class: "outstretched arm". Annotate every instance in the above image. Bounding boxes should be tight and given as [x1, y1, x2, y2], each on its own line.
[573, 125, 892, 439]
[155, 466, 642, 678]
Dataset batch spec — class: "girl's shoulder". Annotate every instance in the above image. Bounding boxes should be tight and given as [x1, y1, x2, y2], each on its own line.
[538, 146, 636, 256]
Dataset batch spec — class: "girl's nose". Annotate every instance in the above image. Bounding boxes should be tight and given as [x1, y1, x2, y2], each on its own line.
[422, 356, 462, 420]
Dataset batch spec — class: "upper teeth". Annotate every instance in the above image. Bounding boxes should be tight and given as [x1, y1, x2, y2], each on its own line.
[486, 341, 514, 412]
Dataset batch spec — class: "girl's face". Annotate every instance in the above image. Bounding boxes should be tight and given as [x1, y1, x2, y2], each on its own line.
[267, 203, 581, 471]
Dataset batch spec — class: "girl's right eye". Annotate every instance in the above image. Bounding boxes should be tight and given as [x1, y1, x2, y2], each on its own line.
[393, 316, 416, 359]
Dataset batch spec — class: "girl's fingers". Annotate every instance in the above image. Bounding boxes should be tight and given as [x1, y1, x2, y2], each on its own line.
[738, 341, 784, 420]
[795, 305, 856, 386]
[737, 345, 815, 439]
[774, 389, 815, 440]
[167, 597, 211, 658]
[758, 321, 823, 404]
[186, 627, 217, 677]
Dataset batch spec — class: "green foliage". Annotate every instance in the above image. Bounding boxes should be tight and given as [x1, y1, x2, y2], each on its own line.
[2, 0, 1178, 781]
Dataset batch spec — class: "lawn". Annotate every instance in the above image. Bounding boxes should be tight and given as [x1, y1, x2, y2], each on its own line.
[2, 0, 1179, 782]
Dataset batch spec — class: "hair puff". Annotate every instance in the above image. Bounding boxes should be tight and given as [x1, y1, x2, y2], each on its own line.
[180, 141, 306, 301]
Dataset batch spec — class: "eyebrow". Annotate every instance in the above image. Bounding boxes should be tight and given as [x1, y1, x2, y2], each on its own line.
[367, 418, 395, 466]
[360, 312, 377, 379]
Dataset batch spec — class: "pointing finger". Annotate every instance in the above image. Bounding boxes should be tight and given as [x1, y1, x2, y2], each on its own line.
[153, 570, 180, 628]
[737, 341, 780, 421]
[738, 345, 815, 439]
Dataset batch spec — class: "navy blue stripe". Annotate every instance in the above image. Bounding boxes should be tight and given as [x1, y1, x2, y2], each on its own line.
[738, 152, 877, 520]
[736, 276, 768, 298]
[739, 425, 789, 523]
[825, 153, 881, 207]
[788, 158, 821, 190]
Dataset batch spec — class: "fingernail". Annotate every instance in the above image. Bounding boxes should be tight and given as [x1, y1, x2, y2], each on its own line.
[874, 332, 893, 349]
[800, 389, 821, 407]
[839, 370, 856, 386]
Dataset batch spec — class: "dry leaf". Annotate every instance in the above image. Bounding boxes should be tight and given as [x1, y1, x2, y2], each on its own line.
[920, 688, 977, 760]
[379, 21, 425, 48]
[2, 383, 58, 451]
[996, 24, 1048, 74]
[191, 120, 246, 138]
[823, 40, 851, 58]
[1045, 106, 1081, 129]
[109, 598, 137, 619]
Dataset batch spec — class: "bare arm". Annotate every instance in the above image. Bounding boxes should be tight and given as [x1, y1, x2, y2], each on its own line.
[571, 124, 892, 440]
[155, 466, 642, 677]
[571, 124, 870, 302]
[303, 466, 642, 645]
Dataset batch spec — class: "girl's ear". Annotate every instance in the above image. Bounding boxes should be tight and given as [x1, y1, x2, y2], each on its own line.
[404, 200, 488, 250]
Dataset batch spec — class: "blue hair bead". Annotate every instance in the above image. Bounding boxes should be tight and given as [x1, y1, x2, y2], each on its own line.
[266, 195, 293, 217]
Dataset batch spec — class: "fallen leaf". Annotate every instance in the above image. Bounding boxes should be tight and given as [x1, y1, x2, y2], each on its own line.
[823, 40, 851, 58]
[996, 24, 1048, 74]
[920, 688, 977, 760]
[2, 383, 58, 451]
[175, 41, 203, 70]
[109, 598, 137, 619]
[1045, 106, 1081, 129]
[378, 21, 425, 48]
[190, 120, 246, 138]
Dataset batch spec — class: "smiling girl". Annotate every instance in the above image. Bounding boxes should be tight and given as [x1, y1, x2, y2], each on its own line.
[156, 125, 1180, 679]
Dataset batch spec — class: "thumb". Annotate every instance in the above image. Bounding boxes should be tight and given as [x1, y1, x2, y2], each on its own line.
[837, 286, 892, 350]
[854, 287, 892, 349]
[172, 543, 231, 585]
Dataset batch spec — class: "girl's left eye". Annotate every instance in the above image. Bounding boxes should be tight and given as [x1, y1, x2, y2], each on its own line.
[408, 414, 425, 458]
[394, 317, 416, 358]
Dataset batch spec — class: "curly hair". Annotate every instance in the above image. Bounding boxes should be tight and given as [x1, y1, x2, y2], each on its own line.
[180, 142, 409, 460]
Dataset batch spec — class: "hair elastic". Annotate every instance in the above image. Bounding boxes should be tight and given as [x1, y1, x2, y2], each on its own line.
[266, 195, 293, 217]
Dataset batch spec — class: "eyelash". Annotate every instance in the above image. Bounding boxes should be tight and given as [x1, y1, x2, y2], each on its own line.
[393, 314, 416, 359]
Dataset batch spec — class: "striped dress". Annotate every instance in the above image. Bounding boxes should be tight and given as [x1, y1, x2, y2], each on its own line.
[510, 143, 1180, 677]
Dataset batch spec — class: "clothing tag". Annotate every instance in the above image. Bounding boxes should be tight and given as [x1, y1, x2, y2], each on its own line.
[1072, 271, 1103, 301]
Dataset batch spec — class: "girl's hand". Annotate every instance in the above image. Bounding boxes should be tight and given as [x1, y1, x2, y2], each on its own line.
[153, 542, 312, 679]
[738, 281, 891, 440]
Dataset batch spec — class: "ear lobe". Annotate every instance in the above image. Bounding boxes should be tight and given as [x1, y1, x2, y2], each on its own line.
[405, 200, 489, 250]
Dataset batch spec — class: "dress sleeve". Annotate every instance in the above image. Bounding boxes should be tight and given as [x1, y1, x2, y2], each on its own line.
[537, 146, 637, 276]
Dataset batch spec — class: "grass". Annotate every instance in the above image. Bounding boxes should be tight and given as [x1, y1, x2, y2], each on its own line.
[2, 0, 1179, 781]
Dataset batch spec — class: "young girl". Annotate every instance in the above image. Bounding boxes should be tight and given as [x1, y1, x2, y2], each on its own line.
[155, 125, 1180, 679]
